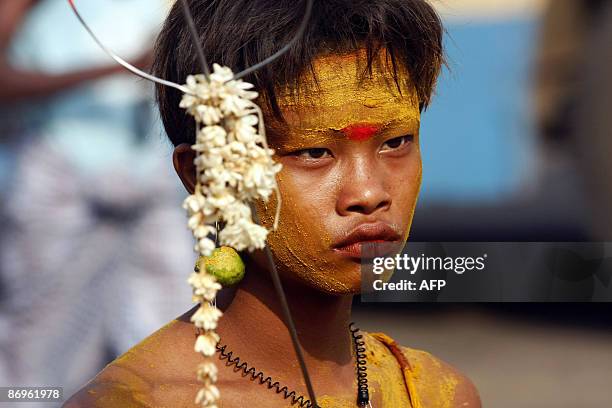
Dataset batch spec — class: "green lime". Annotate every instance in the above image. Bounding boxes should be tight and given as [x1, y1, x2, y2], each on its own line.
[196, 246, 245, 286]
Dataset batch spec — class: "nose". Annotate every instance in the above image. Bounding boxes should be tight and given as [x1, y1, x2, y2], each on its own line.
[336, 157, 392, 216]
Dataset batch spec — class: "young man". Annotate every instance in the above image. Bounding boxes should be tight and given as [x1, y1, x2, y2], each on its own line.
[66, 0, 481, 406]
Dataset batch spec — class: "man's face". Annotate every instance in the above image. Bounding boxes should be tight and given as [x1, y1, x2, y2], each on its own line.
[257, 49, 422, 294]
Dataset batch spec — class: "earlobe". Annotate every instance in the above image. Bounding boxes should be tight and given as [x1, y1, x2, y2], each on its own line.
[173, 143, 197, 194]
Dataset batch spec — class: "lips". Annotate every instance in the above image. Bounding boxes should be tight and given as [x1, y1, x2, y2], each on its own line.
[332, 222, 402, 259]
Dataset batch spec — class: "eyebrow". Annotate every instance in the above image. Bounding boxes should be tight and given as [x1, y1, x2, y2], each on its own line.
[267, 112, 420, 148]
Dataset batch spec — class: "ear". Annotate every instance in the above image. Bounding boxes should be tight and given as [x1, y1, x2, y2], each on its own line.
[173, 143, 197, 194]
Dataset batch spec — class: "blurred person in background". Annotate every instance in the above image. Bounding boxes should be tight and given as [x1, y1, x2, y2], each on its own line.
[0, 0, 192, 396]
[534, 0, 612, 239]
[572, 1, 612, 240]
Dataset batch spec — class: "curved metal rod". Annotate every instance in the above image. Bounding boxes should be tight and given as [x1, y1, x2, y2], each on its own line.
[69, 0, 314, 86]
[68, 3, 318, 404]
[250, 206, 319, 408]
[173, 5, 318, 405]
[232, 0, 314, 81]
[67, 0, 190, 94]
[179, 0, 211, 79]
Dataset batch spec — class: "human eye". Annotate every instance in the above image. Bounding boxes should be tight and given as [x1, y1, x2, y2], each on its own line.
[380, 135, 414, 152]
[292, 147, 333, 160]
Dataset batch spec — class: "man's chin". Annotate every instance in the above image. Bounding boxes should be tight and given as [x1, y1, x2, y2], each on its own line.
[305, 275, 362, 296]
[316, 286, 361, 296]
[277, 258, 363, 295]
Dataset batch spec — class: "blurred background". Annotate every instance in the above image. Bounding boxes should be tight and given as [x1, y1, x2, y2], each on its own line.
[0, 0, 194, 405]
[0, 0, 611, 407]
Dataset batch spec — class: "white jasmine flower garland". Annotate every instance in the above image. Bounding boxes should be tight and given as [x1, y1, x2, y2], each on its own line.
[181, 64, 281, 256]
[66, 2, 312, 405]
[181, 64, 282, 408]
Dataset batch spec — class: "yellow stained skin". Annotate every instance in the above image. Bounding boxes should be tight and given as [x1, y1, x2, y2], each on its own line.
[64, 50, 479, 408]
[283, 333, 459, 408]
[257, 49, 422, 294]
[68, 324, 468, 407]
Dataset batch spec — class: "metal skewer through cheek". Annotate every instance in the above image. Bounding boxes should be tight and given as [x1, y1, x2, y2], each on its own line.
[179, 0, 211, 79]
[251, 207, 318, 407]
[175, 0, 315, 400]
[68, 0, 317, 405]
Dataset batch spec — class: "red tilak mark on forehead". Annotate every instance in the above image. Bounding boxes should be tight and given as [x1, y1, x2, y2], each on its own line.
[341, 124, 380, 142]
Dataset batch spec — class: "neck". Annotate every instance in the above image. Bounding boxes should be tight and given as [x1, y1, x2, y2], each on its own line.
[217, 256, 355, 378]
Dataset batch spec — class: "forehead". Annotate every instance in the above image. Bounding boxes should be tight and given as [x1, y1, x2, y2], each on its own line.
[276, 49, 420, 131]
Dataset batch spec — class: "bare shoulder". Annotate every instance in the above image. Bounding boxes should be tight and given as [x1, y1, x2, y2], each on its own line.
[62, 373, 152, 408]
[64, 319, 198, 408]
[364, 332, 480, 408]
[400, 344, 482, 408]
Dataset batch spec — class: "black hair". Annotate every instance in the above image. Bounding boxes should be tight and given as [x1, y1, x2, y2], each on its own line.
[153, 0, 444, 146]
